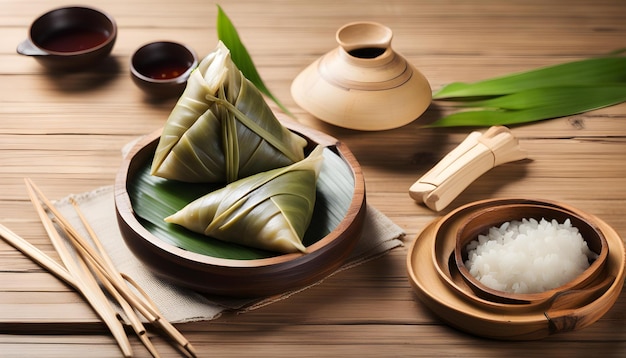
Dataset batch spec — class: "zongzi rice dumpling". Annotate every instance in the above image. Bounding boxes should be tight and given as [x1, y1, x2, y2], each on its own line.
[165, 146, 325, 254]
[151, 41, 307, 183]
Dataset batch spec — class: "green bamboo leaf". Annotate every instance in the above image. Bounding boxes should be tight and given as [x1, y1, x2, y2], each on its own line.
[216, 5, 294, 117]
[433, 56, 626, 100]
[429, 84, 626, 127]
[128, 147, 354, 259]
[458, 85, 626, 110]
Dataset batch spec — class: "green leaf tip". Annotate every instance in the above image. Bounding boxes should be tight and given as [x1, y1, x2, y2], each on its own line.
[216, 5, 294, 117]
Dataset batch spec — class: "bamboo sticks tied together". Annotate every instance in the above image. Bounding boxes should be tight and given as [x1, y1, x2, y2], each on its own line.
[409, 126, 528, 211]
[0, 178, 197, 358]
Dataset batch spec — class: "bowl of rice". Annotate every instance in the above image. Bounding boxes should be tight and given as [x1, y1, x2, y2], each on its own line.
[454, 203, 608, 305]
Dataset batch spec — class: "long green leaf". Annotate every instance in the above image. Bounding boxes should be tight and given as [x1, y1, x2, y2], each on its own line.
[433, 56, 626, 100]
[216, 5, 294, 117]
[459, 85, 626, 110]
[429, 84, 626, 127]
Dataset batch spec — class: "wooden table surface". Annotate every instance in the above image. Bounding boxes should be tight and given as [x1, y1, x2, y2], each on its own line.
[1, 0, 625, 357]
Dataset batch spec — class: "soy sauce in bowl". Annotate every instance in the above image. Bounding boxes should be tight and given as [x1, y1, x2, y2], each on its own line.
[39, 29, 110, 53]
[17, 6, 117, 71]
[130, 41, 198, 98]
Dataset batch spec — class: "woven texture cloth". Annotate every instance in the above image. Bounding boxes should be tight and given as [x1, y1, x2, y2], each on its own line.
[54, 185, 404, 323]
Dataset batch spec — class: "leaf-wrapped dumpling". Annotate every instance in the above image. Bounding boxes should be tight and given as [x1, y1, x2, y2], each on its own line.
[150, 41, 307, 183]
[164, 146, 325, 254]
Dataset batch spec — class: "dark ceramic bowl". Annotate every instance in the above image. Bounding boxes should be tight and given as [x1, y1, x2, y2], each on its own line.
[16, 6, 117, 71]
[130, 41, 198, 98]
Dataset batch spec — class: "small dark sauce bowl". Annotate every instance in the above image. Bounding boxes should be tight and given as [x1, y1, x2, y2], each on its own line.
[130, 41, 198, 99]
[17, 6, 117, 71]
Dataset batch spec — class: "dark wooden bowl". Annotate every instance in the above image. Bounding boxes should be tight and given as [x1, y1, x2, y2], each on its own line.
[114, 119, 366, 298]
[454, 203, 608, 305]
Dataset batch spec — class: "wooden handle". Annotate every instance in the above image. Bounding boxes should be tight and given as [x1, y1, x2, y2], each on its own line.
[409, 126, 527, 211]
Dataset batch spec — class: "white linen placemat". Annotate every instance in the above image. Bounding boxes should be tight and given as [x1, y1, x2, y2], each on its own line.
[54, 186, 404, 323]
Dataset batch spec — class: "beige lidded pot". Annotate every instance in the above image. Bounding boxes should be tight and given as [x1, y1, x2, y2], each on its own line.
[291, 21, 432, 131]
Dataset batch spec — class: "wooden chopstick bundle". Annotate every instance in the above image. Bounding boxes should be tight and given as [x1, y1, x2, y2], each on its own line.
[23, 180, 134, 358]
[0, 178, 197, 358]
[67, 197, 197, 358]
[25, 178, 198, 358]
[0, 223, 76, 288]
[65, 198, 161, 358]
[409, 126, 528, 211]
[53, 220, 161, 358]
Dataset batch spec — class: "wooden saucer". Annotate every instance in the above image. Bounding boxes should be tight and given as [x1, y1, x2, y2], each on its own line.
[407, 198, 625, 340]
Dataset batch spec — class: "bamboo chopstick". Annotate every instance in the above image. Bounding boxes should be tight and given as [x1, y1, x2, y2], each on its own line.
[24, 178, 197, 358]
[55, 222, 162, 358]
[0, 223, 76, 289]
[23, 179, 133, 358]
[67, 198, 162, 358]
[0, 225, 140, 358]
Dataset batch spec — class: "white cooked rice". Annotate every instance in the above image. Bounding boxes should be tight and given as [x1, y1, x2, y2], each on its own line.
[464, 217, 597, 294]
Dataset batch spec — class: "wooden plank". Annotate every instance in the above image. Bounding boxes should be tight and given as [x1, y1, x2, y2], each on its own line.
[1, 0, 626, 356]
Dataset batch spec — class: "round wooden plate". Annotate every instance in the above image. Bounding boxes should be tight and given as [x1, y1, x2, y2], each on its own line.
[115, 119, 367, 298]
[407, 198, 625, 340]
